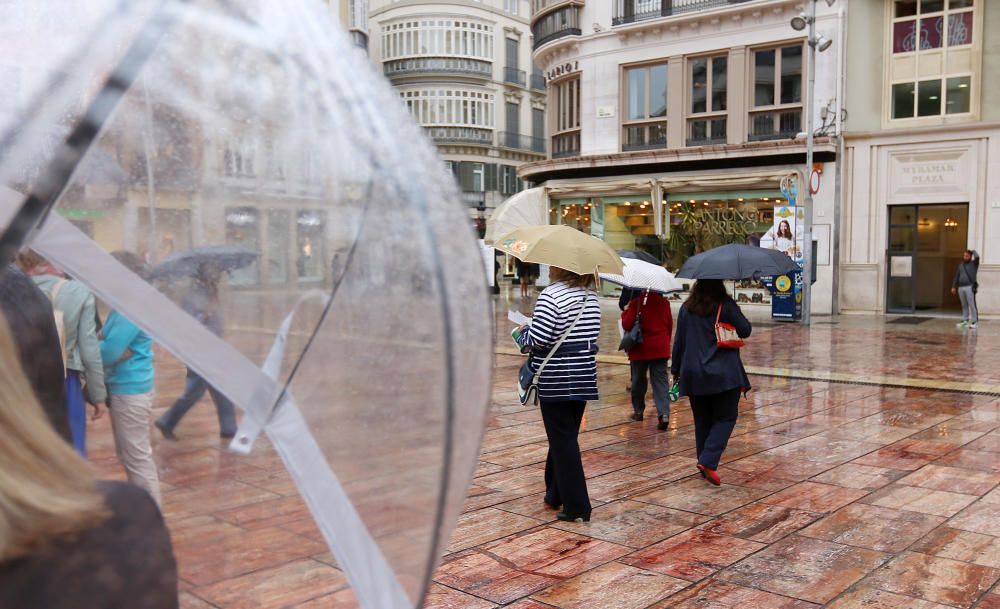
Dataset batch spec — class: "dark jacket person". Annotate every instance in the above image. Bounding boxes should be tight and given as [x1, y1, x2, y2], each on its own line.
[671, 279, 752, 486]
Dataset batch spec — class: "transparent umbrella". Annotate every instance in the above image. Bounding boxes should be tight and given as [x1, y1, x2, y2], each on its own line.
[0, 1, 493, 608]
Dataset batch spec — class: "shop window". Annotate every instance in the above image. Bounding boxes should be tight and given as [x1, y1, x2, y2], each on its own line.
[296, 210, 325, 281]
[687, 55, 727, 146]
[622, 62, 667, 151]
[551, 76, 580, 158]
[225, 207, 260, 286]
[749, 45, 802, 141]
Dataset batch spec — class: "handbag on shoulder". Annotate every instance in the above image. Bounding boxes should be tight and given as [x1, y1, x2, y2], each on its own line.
[618, 290, 648, 352]
[715, 303, 745, 349]
[518, 297, 589, 406]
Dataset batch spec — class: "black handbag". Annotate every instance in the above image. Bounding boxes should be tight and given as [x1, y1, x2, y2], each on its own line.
[518, 297, 588, 406]
[618, 290, 648, 352]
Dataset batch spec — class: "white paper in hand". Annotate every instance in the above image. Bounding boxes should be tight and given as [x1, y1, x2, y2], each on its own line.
[508, 310, 531, 326]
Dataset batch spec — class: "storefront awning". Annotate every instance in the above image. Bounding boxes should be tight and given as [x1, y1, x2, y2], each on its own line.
[545, 168, 799, 199]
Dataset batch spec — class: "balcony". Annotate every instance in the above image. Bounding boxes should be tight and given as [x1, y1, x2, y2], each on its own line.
[384, 57, 492, 80]
[533, 26, 582, 50]
[530, 73, 546, 91]
[349, 29, 368, 51]
[425, 126, 493, 146]
[686, 117, 728, 147]
[531, 0, 582, 17]
[503, 67, 527, 87]
[612, 0, 755, 26]
[748, 109, 801, 142]
[551, 131, 581, 158]
[532, 5, 582, 50]
[499, 132, 546, 154]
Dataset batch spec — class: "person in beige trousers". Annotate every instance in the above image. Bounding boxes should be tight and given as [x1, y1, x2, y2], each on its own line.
[99, 252, 161, 505]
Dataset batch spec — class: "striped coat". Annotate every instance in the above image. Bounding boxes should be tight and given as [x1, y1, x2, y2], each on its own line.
[516, 282, 601, 402]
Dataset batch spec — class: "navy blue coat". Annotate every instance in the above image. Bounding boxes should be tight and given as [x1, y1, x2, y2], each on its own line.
[670, 297, 752, 397]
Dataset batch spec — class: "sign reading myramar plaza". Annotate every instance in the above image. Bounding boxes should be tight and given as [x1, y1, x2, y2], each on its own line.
[889, 149, 970, 199]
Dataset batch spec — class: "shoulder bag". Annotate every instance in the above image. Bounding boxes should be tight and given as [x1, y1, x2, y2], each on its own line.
[715, 302, 745, 349]
[518, 296, 589, 406]
[618, 289, 647, 353]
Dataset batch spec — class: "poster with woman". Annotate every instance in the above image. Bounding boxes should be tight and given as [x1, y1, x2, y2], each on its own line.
[759, 206, 803, 268]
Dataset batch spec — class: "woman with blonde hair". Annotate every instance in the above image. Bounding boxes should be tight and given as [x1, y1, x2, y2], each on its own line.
[0, 307, 177, 608]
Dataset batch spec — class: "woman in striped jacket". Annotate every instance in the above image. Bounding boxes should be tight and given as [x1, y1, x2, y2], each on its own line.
[515, 266, 601, 522]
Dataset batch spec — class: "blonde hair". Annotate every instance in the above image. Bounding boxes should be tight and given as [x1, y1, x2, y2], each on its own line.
[0, 312, 107, 560]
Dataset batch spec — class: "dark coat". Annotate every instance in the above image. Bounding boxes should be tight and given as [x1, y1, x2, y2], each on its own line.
[0, 265, 70, 441]
[671, 297, 752, 396]
[0, 481, 178, 609]
[621, 292, 673, 361]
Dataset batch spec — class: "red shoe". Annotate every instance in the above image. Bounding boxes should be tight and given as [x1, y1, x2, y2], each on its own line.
[697, 464, 721, 486]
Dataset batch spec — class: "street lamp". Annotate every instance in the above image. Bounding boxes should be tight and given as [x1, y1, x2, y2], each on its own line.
[792, 0, 835, 325]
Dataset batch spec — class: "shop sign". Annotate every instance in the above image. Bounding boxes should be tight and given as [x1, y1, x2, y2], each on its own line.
[546, 61, 579, 82]
[688, 208, 761, 235]
[901, 160, 958, 186]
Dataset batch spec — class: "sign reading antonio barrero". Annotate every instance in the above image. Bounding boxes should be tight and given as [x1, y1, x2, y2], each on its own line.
[546, 60, 579, 82]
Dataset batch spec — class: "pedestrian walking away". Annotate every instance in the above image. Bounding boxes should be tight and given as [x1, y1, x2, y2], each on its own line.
[621, 289, 673, 430]
[100, 251, 162, 506]
[156, 262, 238, 440]
[515, 266, 601, 523]
[17, 250, 106, 457]
[952, 249, 979, 329]
[671, 279, 752, 486]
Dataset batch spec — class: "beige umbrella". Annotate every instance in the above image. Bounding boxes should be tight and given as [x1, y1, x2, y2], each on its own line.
[495, 225, 624, 276]
[484, 187, 547, 245]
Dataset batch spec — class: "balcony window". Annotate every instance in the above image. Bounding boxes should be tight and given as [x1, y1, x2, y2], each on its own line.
[749, 45, 802, 141]
[687, 55, 727, 146]
[622, 63, 667, 151]
[531, 6, 580, 50]
[382, 18, 494, 61]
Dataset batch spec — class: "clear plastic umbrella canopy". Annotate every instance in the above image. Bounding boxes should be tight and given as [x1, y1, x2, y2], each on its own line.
[0, 1, 494, 607]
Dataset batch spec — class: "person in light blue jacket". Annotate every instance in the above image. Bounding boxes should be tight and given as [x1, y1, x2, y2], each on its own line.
[99, 252, 160, 506]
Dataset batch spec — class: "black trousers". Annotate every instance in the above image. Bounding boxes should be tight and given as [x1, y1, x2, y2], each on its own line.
[540, 399, 591, 514]
[689, 387, 741, 470]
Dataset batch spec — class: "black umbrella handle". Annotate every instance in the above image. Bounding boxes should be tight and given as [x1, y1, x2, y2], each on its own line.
[0, 0, 183, 267]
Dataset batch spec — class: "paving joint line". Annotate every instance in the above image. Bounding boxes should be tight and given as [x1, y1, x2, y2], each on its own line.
[495, 347, 1000, 396]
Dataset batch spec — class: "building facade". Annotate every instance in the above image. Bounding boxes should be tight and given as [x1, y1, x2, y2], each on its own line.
[841, 0, 998, 318]
[329, 0, 371, 50]
[368, 0, 545, 229]
[523, 0, 844, 314]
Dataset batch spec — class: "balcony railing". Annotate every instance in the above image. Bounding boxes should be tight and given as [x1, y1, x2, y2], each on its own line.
[425, 126, 493, 146]
[686, 117, 728, 146]
[533, 27, 582, 50]
[613, 0, 755, 26]
[384, 57, 492, 79]
[499, 132, 546, 154]
[532, 0, 579, 16]
[530, 73, 546, 91]
[748, 109, 801, 142]
[551, 131, 581, 158]
[503, 67, 527, 86]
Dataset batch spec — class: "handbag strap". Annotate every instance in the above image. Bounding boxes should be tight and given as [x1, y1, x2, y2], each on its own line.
[636, 289, 648, 322]
[534, 296, 589, 381]
[715, 302, 723, 325]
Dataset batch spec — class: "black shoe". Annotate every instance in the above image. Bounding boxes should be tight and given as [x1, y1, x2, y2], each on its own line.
[631, 412, 643, 422]
[154, 420, 177, 441]
[556, 511, 591, 522]
[657, 416, 668, 431]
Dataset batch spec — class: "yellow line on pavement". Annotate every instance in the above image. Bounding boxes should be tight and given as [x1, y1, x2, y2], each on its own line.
[495, 347, 1000, 396]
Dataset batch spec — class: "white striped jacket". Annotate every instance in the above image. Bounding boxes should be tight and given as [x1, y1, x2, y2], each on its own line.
[515, 282, 601, 402]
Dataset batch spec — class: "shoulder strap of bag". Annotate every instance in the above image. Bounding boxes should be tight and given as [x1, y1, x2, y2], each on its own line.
[961, 263, 974, 285]
[534, 295, 589, 381]
[715, 302, 723, 325]
[636, 289, 648, 322]
[48, 278, 68, 305]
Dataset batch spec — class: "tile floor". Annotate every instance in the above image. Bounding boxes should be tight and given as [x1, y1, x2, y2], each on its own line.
[84, 296, 1000, 608]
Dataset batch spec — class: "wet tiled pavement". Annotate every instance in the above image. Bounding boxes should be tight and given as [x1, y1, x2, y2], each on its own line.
[86, 291, 1000, 608]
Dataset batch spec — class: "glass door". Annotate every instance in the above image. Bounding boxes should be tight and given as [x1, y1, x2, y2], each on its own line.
[886, 205, 917, 313]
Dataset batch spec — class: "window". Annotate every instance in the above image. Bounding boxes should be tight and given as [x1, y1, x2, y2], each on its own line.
[296, 211, 326, 281]
[622, 63, 667, 151]
[222, 135, 256, 177]
[550, 76, 580, 158]
[889, 0, 975, 120]
[225, 207, 260, 286]
[471, 163, 485, 192]
[531, 6, 580, 50]
[504, 0, 518, 16]
[892, 0, 973, 53]
[399, 88, 495, 128]
[500, 165, 521, 195]
[749, 45, 803, 141]
[687, 55, 727, 145]
[381, 19, 494, 61]
[266, 210, 290, 284]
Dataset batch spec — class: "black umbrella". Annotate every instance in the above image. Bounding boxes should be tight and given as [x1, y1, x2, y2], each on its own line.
[617, 249, 659, 265]
[676, 244, 797, 280]
[149, 244, 257, 280]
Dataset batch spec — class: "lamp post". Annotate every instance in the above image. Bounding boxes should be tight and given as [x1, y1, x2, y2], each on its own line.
[791, 0, 834, 325]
